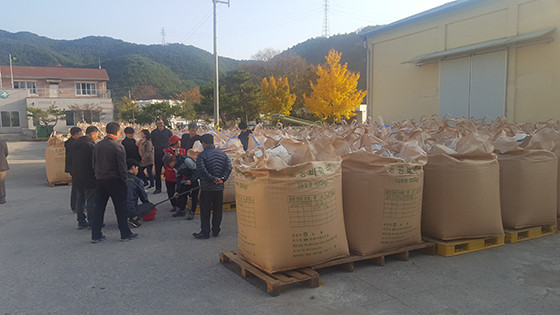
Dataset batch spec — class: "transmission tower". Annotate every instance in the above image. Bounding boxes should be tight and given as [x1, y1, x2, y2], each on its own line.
[161, 27, 166, 46]
[322, 0, 329, 38]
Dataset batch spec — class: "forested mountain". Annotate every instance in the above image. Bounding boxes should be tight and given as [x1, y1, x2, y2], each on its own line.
[0, 30, 239, 99]
[0, 27, 380, 100]
[277, 26, 382, 91]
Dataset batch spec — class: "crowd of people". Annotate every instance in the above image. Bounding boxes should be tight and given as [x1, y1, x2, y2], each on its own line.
[65, 119, 232, 243]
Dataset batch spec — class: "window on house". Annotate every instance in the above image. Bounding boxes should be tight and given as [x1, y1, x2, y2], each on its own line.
[0, 111, 20, 127]
[66, 110, 101, 125]
[13, 81, 37, 94]
[66, 111, 75, 126]
[92, 111, 100, 122]
[75, 83, 98, 96]
[10, 111, 20, 127]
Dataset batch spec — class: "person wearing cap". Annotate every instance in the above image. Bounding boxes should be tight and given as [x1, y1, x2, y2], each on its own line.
[193, 134, 232, 239]
[180, 122, 202, 216]
[163, 135, 186, 212]
[150, 119, 173, 194]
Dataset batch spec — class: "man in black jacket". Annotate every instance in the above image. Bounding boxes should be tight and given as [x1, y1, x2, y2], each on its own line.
[90, 122, 138, 243]
[122, 127, 141, 162]
[70, 126, 99, 229]
[193, 134, 232, 239]
[65, 126, 82, 213]
[181, 122, 202, 151]
[150, 119, 172, 194]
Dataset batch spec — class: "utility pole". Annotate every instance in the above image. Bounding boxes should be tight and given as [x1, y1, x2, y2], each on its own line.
[9, 54, 14, 89]
[213, 0, 230, 129]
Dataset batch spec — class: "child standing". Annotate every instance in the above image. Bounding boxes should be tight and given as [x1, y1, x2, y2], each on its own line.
[163, 135, 186, 212]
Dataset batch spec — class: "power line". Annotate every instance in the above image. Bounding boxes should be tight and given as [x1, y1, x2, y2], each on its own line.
[180, 9, 213, 44]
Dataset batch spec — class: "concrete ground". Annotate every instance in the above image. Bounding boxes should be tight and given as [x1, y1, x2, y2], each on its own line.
[1, 141, 559, 315]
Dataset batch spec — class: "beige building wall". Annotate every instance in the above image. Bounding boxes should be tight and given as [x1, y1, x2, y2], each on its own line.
[366, 0, 560, 123]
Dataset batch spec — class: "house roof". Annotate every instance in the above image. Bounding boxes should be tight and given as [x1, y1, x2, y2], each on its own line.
[360, 0, 482, 38]
[0, 65, 109, 81]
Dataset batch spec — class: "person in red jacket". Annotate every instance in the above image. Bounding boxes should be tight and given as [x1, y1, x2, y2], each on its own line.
[163, 135, 185, 212]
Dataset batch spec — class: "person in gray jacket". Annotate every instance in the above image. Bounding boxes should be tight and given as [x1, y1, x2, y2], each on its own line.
[90, 122, 138, 243]
[0, 139, 8, 204]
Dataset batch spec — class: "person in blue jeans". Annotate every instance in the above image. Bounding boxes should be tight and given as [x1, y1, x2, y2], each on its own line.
[192, 134, 232, 239]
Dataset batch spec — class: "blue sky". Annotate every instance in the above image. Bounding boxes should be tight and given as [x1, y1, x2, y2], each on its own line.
[2, 0, 452, 60]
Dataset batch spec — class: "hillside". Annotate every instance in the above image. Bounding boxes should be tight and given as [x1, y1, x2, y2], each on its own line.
[0, 28, 378, 100]
[0, 30, 239, 99]
[276, 26, 383, 91]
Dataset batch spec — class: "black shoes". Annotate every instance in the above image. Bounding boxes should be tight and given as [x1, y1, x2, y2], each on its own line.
[153, 189, 161, 194]
[212, 232, 220, 237]
[193, 232, 209, 239]
[78, 223, 89, 230]
[91, 235, 106, 243]
[121, 233, 139, 242]
[186, 211, 195, 220]
[128, 218, 142, 228]
[172, 210, 186, 217]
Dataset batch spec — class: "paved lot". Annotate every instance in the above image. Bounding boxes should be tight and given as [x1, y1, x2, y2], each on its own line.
[1, 141, 559, 314]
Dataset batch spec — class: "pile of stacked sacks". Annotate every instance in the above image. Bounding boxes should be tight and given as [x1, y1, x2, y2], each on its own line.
[232, 118, 560, 273]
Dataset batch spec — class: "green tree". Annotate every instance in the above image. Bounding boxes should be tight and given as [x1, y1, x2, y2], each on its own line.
[221, 69, 263, 128]
[135, 101, 177, 125]
[27, 104, 66, 128]
[198, 70, 263, 128]
[116, 96, 140, 122]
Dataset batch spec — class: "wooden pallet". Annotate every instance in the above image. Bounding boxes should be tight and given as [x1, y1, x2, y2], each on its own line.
[423, 235, 505, 257]
[310, 242, 436, 272]
[219, 251, 319, 296]
[219, 242, 435, 296]
[504, 223, 558, 243]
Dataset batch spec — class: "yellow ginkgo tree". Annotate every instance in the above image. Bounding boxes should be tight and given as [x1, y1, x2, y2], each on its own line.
[260, 76, 296, 116]
[304, 49, 367, 121]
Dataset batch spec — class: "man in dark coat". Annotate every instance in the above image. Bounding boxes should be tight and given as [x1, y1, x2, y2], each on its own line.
[193, 134, 232, 239]
[65, 126, 82, 212]
[150, 118, 172, 194]
[122, 127, 141, 162]
[91, 122, 138, 243]
[70, 126, 99, 229]
[181, 122, 202, 151]
[0, 139, 8, 204]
